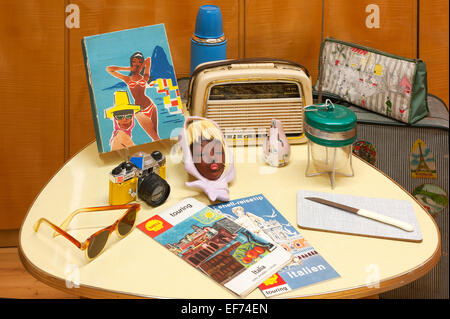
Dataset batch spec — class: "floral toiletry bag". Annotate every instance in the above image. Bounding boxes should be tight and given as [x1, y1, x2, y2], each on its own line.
[316, 38, 429, 124]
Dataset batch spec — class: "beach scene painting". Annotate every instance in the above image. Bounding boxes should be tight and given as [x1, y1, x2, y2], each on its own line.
[82, 24, 185, 153]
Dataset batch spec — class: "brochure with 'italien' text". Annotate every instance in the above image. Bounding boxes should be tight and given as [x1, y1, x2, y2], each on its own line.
[211, 194, 340, 297]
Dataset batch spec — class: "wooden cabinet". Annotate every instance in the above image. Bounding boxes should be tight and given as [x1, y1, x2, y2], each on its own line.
[244, 0, 323, 82]
[0, 0, 241, 232]
[419, 0, 449, 107]
[0, 1, 66, 230]
[0, 1, 448, 232]
[323, 0, 418, 58]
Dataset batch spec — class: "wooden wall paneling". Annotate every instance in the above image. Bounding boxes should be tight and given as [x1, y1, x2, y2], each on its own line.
[68, 0, 241, 157]
[0, 1, 66, 230]
[244, 0, 324, 83]
[419, 0, 449, 108]
[323, 0, 418, 59]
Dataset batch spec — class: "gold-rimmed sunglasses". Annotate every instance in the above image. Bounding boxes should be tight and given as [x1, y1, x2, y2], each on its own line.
[34, 203, 141, 261]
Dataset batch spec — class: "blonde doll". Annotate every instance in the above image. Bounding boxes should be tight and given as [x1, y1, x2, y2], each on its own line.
[179, 116, 235, 201]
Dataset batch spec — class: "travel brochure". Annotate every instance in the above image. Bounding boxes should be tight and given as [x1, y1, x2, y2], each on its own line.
[137, 197, 293, 297]
[138, 195, 339, 297]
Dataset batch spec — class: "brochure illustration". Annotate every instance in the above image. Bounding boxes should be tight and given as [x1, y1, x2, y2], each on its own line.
[211, 194, 340, 297]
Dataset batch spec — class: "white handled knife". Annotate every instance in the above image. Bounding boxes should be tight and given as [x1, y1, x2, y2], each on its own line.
[305, 197, 414, 232]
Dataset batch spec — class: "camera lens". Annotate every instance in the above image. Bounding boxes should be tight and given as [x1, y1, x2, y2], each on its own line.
[138, 173, 170, 207]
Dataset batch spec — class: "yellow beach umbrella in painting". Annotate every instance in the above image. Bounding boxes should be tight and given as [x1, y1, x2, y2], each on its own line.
[104, 91, 141, 119]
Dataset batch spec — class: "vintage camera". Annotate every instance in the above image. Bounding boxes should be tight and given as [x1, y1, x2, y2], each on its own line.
[109, 151, 170, 207]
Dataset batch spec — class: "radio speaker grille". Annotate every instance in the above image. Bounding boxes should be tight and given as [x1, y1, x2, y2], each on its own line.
[205, 98, 304, 142]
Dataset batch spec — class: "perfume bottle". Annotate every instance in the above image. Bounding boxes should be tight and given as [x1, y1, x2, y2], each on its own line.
[263, 119, 291, 167]
[190, 5, 227, 75]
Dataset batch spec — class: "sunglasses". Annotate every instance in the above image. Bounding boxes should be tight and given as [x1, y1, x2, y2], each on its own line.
[114, 114, 133, 120]
[34, 203, 140, 261]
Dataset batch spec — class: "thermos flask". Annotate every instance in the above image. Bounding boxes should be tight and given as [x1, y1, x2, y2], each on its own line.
[190, 5, 227, 75]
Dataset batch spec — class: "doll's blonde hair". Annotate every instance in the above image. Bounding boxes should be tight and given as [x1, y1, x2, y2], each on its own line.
[186, 119, 225, 147]
[186, 119, 229, 170]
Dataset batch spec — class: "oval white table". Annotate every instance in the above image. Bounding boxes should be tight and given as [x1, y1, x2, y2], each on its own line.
[19, 140, 441, 299]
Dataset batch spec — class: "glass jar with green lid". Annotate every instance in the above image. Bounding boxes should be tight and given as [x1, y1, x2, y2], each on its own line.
[305, 100, 357, 188]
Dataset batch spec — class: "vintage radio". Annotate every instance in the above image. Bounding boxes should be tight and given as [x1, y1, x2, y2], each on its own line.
[187, 58, 313, 145]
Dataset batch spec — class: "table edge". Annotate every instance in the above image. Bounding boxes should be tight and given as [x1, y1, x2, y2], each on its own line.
[17, 142, 442, 299]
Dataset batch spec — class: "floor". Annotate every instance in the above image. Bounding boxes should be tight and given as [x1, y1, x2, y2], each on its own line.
[0, 247, 78, 299]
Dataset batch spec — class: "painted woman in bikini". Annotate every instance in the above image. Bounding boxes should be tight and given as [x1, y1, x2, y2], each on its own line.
[106, 52, 160, 141]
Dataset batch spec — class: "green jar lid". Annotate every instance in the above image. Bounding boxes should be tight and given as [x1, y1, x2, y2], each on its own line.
[305, 101, 357, 147]
[305, 102, 357, 132]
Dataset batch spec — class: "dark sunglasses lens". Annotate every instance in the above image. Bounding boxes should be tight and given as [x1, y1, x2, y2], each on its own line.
[118, 208, 137, 236]
[87, 229, 110, 259]
[115, 114, 132, 120]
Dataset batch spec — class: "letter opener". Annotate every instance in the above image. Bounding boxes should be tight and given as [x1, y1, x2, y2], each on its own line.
[305, 197, 414, 232]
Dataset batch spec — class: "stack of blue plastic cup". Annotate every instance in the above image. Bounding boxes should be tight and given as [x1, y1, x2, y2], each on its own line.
[190, 5, 227, 75]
